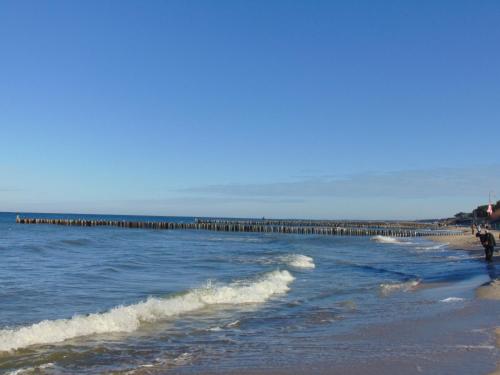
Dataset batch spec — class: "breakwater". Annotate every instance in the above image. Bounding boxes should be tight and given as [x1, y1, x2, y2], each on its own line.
[194, 218, 442, 229]
[15, 216, 463, 237]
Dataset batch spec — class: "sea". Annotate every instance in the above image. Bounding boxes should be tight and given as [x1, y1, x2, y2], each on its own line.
[0, 212, 499, 374]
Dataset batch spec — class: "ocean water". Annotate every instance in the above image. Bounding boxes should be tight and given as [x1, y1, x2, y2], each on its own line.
[0, 212, 497, 374]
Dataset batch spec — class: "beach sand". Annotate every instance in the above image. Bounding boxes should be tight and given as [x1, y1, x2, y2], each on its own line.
[429, 230, 500, 300]
[182, 301, 500, 375]
[429, 230, 495, 252]
[430, 230, 500, 375]
[492, 328, 500, 375]
[44, 230, 499, 375]
[175, 232, 500, 375]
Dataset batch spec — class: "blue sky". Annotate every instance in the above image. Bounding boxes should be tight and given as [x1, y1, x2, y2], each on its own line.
[1, 0, 499, 219]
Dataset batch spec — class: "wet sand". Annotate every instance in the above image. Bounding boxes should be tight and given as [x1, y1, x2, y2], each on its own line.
[492, 329, 500, 375]
[429, 230, 500, 375]
[92, 230, 500, 375]
[198, 232, 500, 375]
[178, 300, 500, 375]
[429, 230, 500, 300]
[171, 232, 500, 375]
[429, 230, 500, 253]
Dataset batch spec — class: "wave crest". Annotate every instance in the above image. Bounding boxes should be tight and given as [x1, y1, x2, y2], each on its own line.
[371, 235, 402, 244]
[440, 297, 465, 303]
[415, 244, 448, 251]
[380, 280, 420, 295]
[280, 254, 315, 269]
[371, 235, 415, 245]
[0, 270, 294, 352]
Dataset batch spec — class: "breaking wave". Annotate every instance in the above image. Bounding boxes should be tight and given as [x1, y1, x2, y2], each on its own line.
[6, 363, 54, 375]
[0, 270, 294, 352]
[280, 254, 315, 269]
[233, 254, 315, 269]
[380, 280, 421, 295]
[371, 235, 415, 245]
[440, 297, 465, 303]
[371, 235, 403, 244]
[415, 244, 448, 251]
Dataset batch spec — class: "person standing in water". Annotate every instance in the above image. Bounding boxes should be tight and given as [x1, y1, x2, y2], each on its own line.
[477, 229, 497, 261]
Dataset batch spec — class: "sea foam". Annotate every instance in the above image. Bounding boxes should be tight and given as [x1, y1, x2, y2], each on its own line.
[371, 235, 415, 245]
[280, 254, 315, 269]
[6, 363, 54, 375]
[239, 254, 316, 269]
[440, 297, 465, 303]
[0, 270, 294, 352]
[371, 235, 402, 244]
[415, 244, 448, 251]
[380, 280, 420, 295]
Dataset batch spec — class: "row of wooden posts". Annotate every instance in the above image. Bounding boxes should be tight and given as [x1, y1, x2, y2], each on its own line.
[16, 217, 464, 237]
[195, 218, 443, 229]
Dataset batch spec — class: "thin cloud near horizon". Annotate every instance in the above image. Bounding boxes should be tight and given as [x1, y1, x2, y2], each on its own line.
[181, 166, 500, 199]
[2, 166, 497, 219]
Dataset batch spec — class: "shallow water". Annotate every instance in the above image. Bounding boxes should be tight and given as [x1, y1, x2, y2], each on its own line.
[0, 212, 498, 374]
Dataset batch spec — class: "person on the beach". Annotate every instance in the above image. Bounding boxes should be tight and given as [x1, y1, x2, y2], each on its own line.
[476, 229, 496, 261]
[486, 230, 497, 254]
[488, 229, 498, 253]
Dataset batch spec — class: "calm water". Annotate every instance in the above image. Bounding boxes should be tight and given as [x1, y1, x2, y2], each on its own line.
[0, 212, 497, 374]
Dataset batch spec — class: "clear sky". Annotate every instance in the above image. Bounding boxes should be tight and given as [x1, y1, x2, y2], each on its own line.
[1, 0, 499, 219]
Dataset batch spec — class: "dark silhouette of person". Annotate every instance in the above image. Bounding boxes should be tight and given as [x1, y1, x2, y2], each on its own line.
[477, 229, 497, 261]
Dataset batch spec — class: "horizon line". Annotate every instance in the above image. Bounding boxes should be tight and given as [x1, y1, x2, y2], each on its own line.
[1, 210, 446, 222]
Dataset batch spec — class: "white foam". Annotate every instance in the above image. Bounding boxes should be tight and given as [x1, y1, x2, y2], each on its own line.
[454, 345, 495, 350]
[237, 254, 315, 269]
[440, 297, 465, 303]
[371, 235, 403, 244]
[372, 235, 416, 245]
[446, 255, 469, 260]
[0, 270, 294, 352]
[380, 280, 420, 295]
[280, 254, 315, 269]
[415, 243, 448, 251]
[6, 363, 54, 375]
[226, 319, 240, 328]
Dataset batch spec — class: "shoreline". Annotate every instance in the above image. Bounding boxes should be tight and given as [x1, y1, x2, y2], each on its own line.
[176, 300, 500, 375]
[427, 230, 500, 299]
[428, 230, 500, 375]
[3, 216, 499, 375]
[427, 230, 499, 252]
[175, 234, 500, 375]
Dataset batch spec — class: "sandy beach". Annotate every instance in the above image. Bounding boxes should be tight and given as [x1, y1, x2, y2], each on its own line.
[430, 230, 500, 375]
[430, 230, 500, 254]
[430, 230, 500, 300]
[429, 231, 500, 299]
[182, 230, 500, 375]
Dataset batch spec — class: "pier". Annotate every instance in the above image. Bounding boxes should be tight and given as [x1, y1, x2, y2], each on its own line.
[15, 216, 464, 237]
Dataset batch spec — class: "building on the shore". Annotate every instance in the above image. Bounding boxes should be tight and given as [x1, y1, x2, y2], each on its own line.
[451, 200, 500, 229]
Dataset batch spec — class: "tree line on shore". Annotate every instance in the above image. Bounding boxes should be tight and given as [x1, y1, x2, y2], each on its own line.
[453, 200, 500, 224]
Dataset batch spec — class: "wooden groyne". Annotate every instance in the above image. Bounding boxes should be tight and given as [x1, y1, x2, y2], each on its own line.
[15, 216, 464, 237]
[195, 218, 443, 229]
